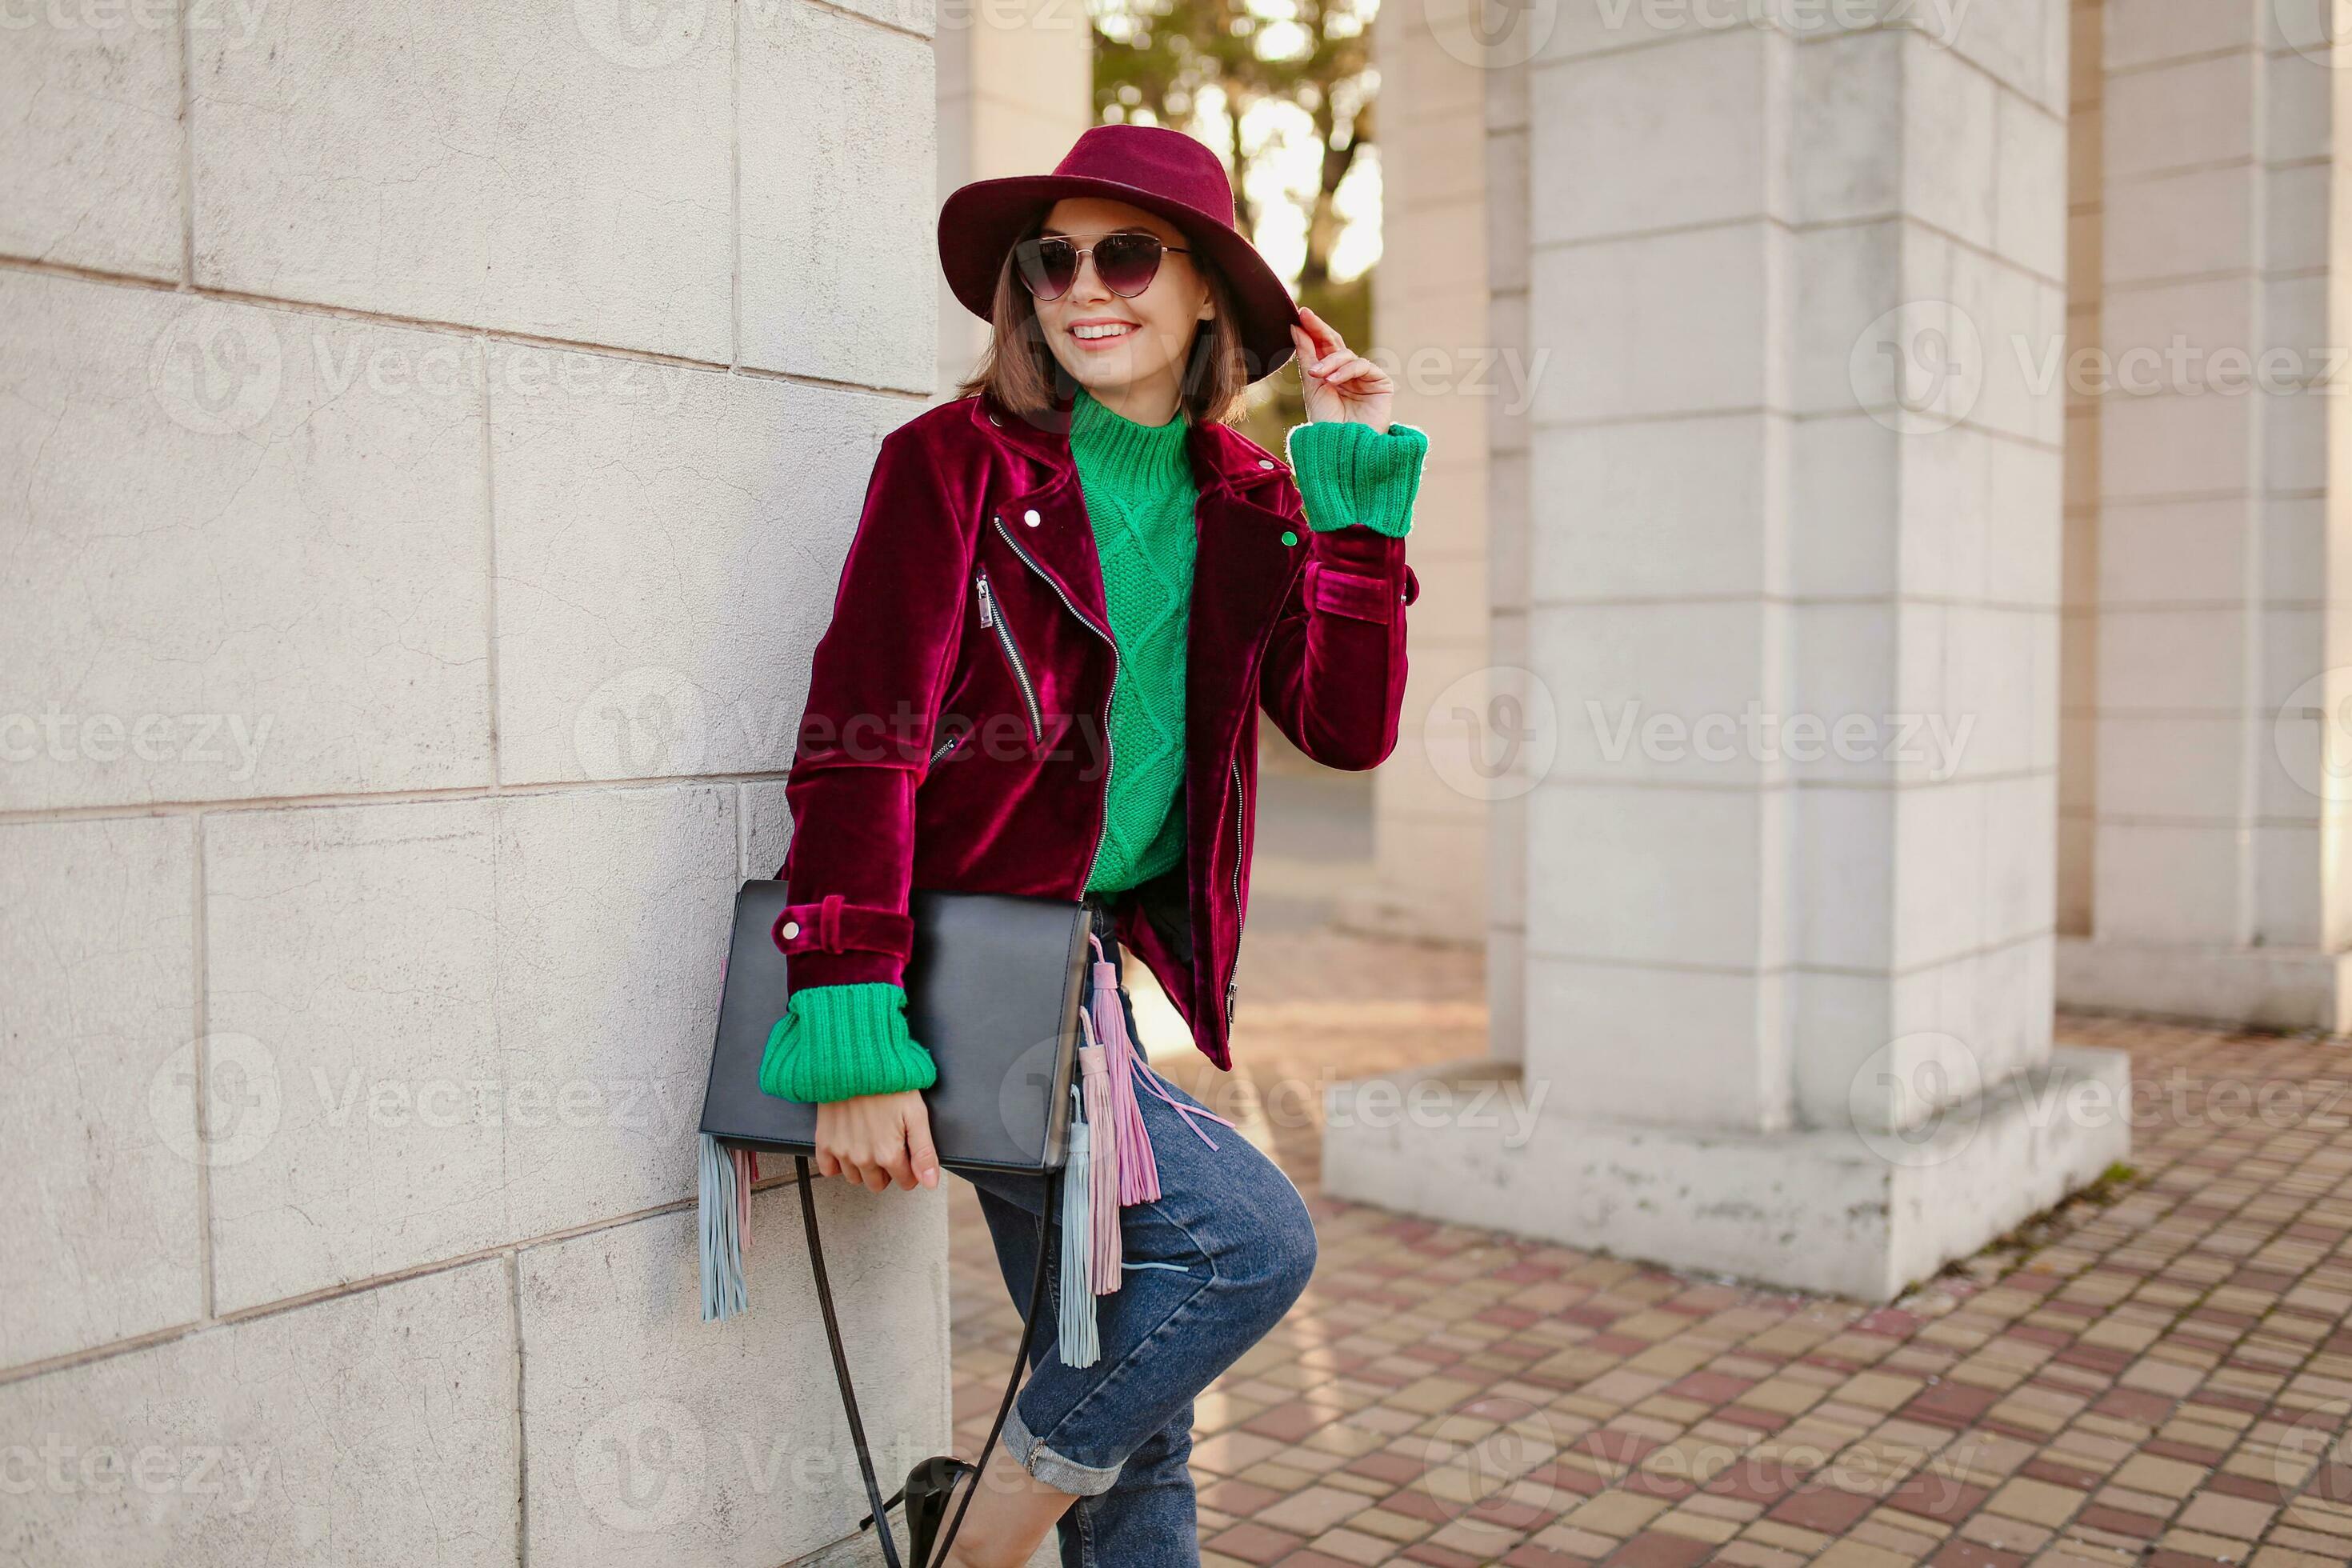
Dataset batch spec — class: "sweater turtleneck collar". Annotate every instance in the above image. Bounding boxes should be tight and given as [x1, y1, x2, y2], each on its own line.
[1067, 383, 1196, 495]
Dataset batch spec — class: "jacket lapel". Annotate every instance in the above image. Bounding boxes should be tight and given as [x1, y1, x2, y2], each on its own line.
[969, 393, 1306, 670]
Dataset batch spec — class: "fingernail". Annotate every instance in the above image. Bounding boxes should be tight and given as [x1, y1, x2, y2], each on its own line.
[921, 1170, 938, 1188]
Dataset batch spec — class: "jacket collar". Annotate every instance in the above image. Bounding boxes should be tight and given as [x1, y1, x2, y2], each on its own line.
[966, 391, 1292, 498]
[962, 391, 1306, 726]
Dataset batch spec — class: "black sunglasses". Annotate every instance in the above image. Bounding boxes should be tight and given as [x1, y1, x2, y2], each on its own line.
[1012, 231, 1192, 302]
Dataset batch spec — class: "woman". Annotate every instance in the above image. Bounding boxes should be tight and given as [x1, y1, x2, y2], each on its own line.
[761, 122, 1427, 1566]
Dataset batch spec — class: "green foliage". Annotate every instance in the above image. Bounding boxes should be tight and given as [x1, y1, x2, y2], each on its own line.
[1088, 0, 1383, 444]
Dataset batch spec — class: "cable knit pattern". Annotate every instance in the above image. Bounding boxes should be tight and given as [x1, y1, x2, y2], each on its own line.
[760, 981, 938, 1103]
[1286, 418, 1430, 536]
[1069, 383, 1201, 894]
[762, 396, 1429, 1105]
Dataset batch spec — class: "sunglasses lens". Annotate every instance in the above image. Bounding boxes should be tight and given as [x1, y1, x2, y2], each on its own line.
[1015, 238, 1078, 300]
[1094, 233, 1166, 297]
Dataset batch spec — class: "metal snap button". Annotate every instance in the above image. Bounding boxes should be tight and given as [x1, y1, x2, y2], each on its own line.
[1258, 458, 1275, 469]
[780, 920, 800, 939]
[1023, 508, 1042, 526]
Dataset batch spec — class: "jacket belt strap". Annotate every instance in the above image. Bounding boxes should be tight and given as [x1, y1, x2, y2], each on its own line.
[772, 894, 915, 961]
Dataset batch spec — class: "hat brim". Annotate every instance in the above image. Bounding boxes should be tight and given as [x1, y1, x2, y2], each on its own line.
[938, 174, 1299, 384]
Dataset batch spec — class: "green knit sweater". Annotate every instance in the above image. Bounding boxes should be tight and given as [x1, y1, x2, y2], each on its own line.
[759, 394, 1430, 1105]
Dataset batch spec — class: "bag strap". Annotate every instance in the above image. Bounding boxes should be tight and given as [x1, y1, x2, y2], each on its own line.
[794, 1154, 1061, 1568]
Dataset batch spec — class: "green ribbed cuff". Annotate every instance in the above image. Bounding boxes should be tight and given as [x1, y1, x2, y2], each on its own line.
[759, 982, 938, 1104]
[1285, 419, 1430, 538]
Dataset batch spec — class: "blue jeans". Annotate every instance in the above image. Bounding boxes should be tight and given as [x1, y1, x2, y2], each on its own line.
[956, 898, 1318, 1567]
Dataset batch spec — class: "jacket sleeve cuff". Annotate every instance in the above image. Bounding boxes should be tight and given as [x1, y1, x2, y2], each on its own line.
[759, 982, 938, 1104]
[1284, 419, 1430, 538]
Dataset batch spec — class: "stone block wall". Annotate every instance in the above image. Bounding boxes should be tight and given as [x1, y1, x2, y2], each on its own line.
[2, 4, 951, 1562]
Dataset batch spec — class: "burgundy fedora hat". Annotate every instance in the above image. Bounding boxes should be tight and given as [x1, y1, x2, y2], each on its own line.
[938, 123, 1300, 383]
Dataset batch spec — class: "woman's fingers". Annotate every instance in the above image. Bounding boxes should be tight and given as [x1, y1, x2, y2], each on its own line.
[905, 1107, 941, 1190]
[1297, 305, 1346, 360]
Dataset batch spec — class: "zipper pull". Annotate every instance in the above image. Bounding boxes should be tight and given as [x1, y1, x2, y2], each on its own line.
[976, 571, 994, 627]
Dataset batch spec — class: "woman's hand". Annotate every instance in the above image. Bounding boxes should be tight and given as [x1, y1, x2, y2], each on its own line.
[814, 1090, 941, 1193]
[1290, 305, 1396, 434]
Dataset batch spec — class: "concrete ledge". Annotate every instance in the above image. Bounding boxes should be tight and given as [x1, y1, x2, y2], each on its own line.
[2058, 937, 2352, 1035]
[1321, 1045, 2132, 1302]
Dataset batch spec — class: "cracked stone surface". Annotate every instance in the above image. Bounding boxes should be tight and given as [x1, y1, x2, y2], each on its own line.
[1, 814, 202, 1369]
[201, 786, 738, 1313]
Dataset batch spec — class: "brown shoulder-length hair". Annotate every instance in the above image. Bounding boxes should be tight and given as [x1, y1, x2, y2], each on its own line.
[951, 213, 1256, 428]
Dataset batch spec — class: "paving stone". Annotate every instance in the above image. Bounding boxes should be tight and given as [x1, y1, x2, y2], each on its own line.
[935, 930, 2352, 1568]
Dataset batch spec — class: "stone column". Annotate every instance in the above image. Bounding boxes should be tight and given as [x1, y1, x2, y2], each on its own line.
[1325, 0, 2132, 1301]
[933, 0, 1093, 402]
[2057, 0, 2352, 1031]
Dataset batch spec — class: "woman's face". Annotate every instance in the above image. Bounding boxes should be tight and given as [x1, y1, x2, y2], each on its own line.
[1026, 196, 1214, 410]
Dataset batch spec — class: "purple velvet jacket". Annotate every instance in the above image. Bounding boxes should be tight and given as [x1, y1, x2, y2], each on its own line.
[774, 390, 1419, 1073]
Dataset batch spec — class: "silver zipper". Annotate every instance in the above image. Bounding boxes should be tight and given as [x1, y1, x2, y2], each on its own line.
[991, 514, 1118, 887]
[929, 726, 962, 763]
[1228, 758, 1246, 925]
[974, 566, 1044, 744]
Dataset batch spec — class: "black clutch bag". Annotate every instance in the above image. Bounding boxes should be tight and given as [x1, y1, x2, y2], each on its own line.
[698, 880, 1091, 1170]
[694, 879, 1094, 1568]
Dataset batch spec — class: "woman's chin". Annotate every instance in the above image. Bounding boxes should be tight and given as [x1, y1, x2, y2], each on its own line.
[1057, 345, 1177, 395]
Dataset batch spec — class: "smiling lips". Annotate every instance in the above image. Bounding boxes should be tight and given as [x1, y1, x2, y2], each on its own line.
[1070, 320, 1138, 347]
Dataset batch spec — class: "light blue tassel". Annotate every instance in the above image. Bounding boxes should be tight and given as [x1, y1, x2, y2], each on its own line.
[1058, 1090, 1099, 1367]
[699, 1132, 750, 1322]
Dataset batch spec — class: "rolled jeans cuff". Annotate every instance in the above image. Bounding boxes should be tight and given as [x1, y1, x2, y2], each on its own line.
[1002, 1398, 1124, 1497]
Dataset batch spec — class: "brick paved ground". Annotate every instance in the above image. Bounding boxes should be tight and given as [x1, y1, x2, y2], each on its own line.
[945, 925, 2352, 1567]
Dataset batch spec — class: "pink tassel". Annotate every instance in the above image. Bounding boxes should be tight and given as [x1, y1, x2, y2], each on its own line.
[1090, 934, 1161, 1205]
[732, 1148, 757, 1250]
[1076, 1018, 1122, 1290]
[1082, 940, 1242, 1213]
